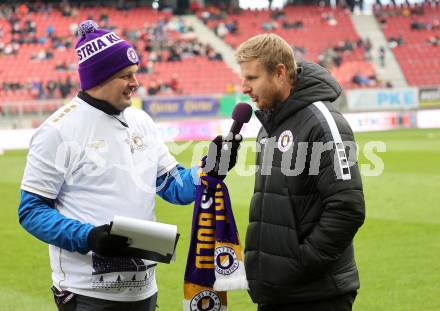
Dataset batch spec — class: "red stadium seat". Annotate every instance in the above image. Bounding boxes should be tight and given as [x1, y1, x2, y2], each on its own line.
[374, 3, 440, 86]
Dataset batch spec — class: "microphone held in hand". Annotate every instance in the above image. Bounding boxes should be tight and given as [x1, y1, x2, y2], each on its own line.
[229, 102, 253, 135]
[204, 102, 252, 179]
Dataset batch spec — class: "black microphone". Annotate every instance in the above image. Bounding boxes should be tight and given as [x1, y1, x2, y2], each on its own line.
[204, 102, 253, 176]
[229, 102, 253, 136]
[216, 102, 252, 174]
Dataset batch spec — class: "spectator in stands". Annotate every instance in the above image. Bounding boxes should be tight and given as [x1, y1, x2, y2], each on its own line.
[379, 46, 386, 67]
[167, 44, 182, 62]
[148, 50, 162, 63]
[352, 72, 370, 86]
[215, 22, 229, 38]
[385, 81, 394, 88]
[319, 47, 342, 69]
[60, 2, 73, 17]
[321, 12, 337, 26]
[47, 25, 55, 38]
[235, 33, 364, 311]
[148, 80, 161, 95]
[3, 42, 17, 55]
[46, 80, 58, 99]
[32, 47, 53, 60]
[271, 9, 286, 20]
[59, 76, 73, 98]
[207, 46, 223, 61]
[2, 81, 22, 92]
[388, 34, 404, 48]
[18, 20, 201, 311]
[334, 40, 354, 53]
[410, 20, 428, 30]
[30, 79, 44, 99]
[282, 20, 304, 29]
[357, 38, 372, 61]
[24, 19, 36, 34]
[427, 34, 440, 46]
[168, 73, 182, 94]
[377, 14, 388, 29]
[226, 20, 238, 34]
[261, 20, 278, 31]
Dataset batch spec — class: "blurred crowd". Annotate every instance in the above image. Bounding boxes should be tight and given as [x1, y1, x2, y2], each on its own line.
[374, 0, 440, 48]
[0, 2, 226, 100]
[205, 5, 389, 88]
[2, 77, 75, 100]
[0, 3, 76, 57]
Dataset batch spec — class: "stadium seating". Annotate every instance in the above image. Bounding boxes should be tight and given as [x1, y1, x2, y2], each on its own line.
[204, 5, 376, 89]
[374, 2, 440, 86]
[0, 6, 240, 109]
[6, 2, 438, 113]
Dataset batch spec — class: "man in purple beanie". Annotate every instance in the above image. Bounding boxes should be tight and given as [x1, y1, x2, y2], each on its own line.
[17, 20, 240, 311]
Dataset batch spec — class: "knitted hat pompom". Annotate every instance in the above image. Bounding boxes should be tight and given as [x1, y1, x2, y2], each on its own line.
[77, 20, 99, 37]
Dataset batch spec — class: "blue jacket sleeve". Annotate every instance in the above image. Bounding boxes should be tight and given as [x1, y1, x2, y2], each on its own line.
[18, 190, 94, 254]
[156, 164, 198, 205]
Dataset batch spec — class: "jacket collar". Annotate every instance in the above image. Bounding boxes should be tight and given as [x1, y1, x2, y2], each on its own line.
[78, 91, 122, 115]
[255, 61, 342, 134]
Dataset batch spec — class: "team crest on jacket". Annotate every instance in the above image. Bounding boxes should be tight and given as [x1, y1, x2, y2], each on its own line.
[132, 135, 144, 149]
[190, 290, 221, 311]
[278, 130, 293, 152]
[127, 133, 145, 152]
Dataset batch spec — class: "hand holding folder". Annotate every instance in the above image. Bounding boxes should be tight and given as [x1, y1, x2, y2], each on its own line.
[108, 216, 180, 263]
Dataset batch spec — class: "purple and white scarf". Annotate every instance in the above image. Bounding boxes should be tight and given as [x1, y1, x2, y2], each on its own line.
[183, 175, 248, 310]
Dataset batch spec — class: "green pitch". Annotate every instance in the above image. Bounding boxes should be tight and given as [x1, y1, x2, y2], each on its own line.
[1, 128, 439, 310]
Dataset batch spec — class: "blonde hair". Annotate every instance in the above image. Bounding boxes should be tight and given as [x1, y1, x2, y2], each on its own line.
[234, 33, 297, 84]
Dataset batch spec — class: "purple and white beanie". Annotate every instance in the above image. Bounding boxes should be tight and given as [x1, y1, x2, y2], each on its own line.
[75, 20, 139, 90]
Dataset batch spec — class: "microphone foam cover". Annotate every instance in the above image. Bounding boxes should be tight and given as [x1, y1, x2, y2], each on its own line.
[232, 102, 253, 123]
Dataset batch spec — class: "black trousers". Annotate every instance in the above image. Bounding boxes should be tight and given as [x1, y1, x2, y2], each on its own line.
[258, 291, 357, 311]
[52, 286, 158, 311]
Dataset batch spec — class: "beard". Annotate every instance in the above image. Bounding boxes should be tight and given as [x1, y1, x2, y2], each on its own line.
[258, 88, 285, 111]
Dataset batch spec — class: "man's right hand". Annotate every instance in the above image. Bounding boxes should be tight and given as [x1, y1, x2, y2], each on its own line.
[87, 224, 129, 257]
[202, 133, 242, 180]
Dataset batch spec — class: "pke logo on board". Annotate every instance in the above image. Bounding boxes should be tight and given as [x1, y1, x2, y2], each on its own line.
[278, 130, 293, 152]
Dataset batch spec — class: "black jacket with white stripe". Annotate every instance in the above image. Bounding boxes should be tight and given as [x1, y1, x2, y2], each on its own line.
[245, 61, 365, 304]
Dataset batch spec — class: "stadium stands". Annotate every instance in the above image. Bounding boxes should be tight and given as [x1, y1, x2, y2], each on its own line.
[204, 5, 377, 89]
[0, 4, 240, 108]
[1, 1, 439, 116]
[374, 2, 440, 86]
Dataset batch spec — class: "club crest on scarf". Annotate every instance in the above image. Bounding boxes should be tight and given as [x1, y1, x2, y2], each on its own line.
[215, 246, 239, 276]
[183, 161, 248, 311]
[190, 290, 222, 311]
